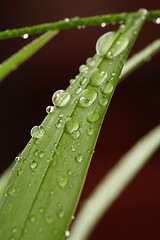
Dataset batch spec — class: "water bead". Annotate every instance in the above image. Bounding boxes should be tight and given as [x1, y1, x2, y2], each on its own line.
[78, 89, 97, 107]
[15, 156, 20, 162]
[87, 111, 99, 123]
[76, 154, 83, 163]
[99, 97, 108, 106]
[79, 64, 88, 73]
[89, 68, 107, 86]
[69, 79, 75, 84]
[100, 81, 113, 94]
[87, 128, 94, 135]
[57, 176, 68, 188]
[8, 186, 15, 195]
[30, 215, 36, 222]
[80, 77, 87, 85]
[30, 126, 45, 138]
[86, 57, 95, 67]
[30, 161, 37, 169]
[72, 130, 80, 139]
[23, 34, 29, 39]
[46, 106, 53, 113]
[38, 151, 45, 158]
[57, 209, 64, 218]
[65, 230, 70, 237]
[65, 118, 79, 134]
[101, 22, 106, 27]
[17, 168, 23, 175]
[155, 18, 160, 24]
[52, 90, 70, 107]
[75, 87, 82, 95]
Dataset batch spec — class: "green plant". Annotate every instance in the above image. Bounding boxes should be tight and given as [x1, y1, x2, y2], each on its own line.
[0, 9, 160, 240]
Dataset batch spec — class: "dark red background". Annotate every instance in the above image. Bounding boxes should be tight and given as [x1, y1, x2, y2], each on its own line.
[0, 1, 160, 239]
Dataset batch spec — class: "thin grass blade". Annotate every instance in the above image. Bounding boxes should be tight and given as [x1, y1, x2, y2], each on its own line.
[0, 31, 58, 82]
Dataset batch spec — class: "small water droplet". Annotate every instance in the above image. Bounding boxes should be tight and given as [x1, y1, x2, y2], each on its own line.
[46, 216, 53, 224]
[75, 87, 82, 95]
[12, 227, 18, 233]
[65, 230, 70, 237]
[56, 121, 62, 129]
[79, 64, 88, 73]
[89, 68, 107, 86]
[31, 126, 45, 138]
[23, 33, 29, 39]
[101, 22, 106, 27]
[86, 57, 95, 67]
[15, 156, 20, 162]
[87, 111, 99, 123]
[38, 151, 45, 158]
[8, 186, 15, 195]
[52, 90, 70, 107]
[57, 209, 64, 218]
[64, 18, 70, 22]
[17, 168, 23, 175]
[69, 79, 75, 84]
[39, 207, 44, 213]
[51, 158, 56, 167]
[71, 146, 76, 152]
[99, 97, 108, 106]
[65, 118, 79, 134]
[155, 17, 160, 24]
[76, 154, 83, 163]
[72, 130, 80, 139]
[87, 128, 94, 135]
[30, 215, 36, 222]
[34, 138, 39, 145]
[46, 106, 54, 113]
[57, 176, 68, 188]
[34, 149, 39, 156]
[78, 89, 97, 107]
[55, 149, 61, 155]
[72, 215, 75, 220]
[100, 81, 113, 94]
[30, 161, 37, 169]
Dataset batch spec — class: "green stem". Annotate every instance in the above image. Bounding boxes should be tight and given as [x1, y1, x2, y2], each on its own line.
[0, 31, 58, 82]
[0, 10, 159, 40]
[69, 125, 160, 240]
[121, 39, 160, 80]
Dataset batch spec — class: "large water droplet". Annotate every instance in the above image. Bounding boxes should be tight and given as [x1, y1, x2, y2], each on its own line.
[100, 81, 113, 94]
[76, 154, 83, 163]
[89, 68, 107, 86]
[78, 89, 97, 107]
[96, 31, 129, 58]
[30, 126, 45, 138]
[87, 111, 99, 123]
[65, 118, 79, 134]
[52, 90, 70, 107]
[57, 176, 68, 188]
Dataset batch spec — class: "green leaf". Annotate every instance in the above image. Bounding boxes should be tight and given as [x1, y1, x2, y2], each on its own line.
[0, 31, 58, 82]
[0, 10, 147, 240]
[69, 125, 160, 240]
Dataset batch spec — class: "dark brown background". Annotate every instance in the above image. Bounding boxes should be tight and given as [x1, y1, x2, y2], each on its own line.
[0, 1, 160, 239]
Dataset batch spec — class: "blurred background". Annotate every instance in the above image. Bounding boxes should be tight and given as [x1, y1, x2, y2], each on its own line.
[0, 0, 160, 239]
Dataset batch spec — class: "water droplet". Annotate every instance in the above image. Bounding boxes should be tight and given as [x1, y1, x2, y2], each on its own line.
[86, 57, 95, 67]
[72, 215, 75, 220]
[30, 215, 36, 222]
[34, 149, 39, 156]
[30, 161, 37, 169]
[51, 158, 56, 167]
[39, 207, 44, 213]
[30, 126, 45, 138]
[75, 87, 82, 94]
[101, 22, 106, 27]
[100, 81, 113, 94]
[52, 90, 70, 107]
[17, 168, 23, 175]
[96, 31, 129, 58]
[99, 97, 108, 106]
[57, 176, 68, 188]
[34, 138, 39, 145]
[71, 146, 76, 152]
[56, 121, 62, 128]
[12, 227, 18, 233]
[89, 68, 107, 86]
[78, 89, 97, 107]
[155, 17, 160, 24]
[64, 18, 70, 22]
[65, 230, 70, 237]
[76, 154, 83, 163]
[65, 118, 79, 133]
[72, 130, 80, 139]
[46, 106, 54, 113]
[57, 209, 64, 218]
[15, 156, 20, 162]
[38, 151, 45, 158]
[55, 149, 61, 155]
[79, 64, 88, 73]
[23, 33, 29, 39]
[80, 77, 87, 85]
[87, 128, 94, 135]
[69, 79, 75, 84]
[8, 186, 15, 195]
[58, 112, 63, 118]
[87, 111, 99, 123]
[46, 216, 53, 224]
